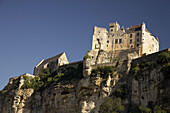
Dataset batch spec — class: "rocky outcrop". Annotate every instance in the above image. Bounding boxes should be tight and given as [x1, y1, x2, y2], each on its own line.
[0, 49, 169, 113]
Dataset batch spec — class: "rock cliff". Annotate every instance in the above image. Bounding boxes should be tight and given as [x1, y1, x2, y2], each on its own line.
[0, 49, 169, 113]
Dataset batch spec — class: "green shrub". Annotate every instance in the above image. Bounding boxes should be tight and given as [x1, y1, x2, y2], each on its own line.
[84, 53, 92, 60]
[0, 90, 7, 94]
[157, 52, 170, 64]
[154, 106, 167, 113]
[100, 97, 124, 113]
[22, 76, 44, 90]
[40, 68, 51, 79]
[139, 106, 152, 113]
[129, 62, 151, 80]
[91, 66, 115, 78]
[114, 84, 128, 99]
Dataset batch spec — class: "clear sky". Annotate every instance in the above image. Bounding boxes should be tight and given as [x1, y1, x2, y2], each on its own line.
[0, 0, 170, 90]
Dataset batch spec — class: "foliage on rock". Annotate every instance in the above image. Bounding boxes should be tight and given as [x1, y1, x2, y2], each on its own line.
[129, 61, 151, 80]
[100, 97, 124, 113]
[91, 66, 115, 78]
[22, 63, 84, 91]
[84, 53, 92, 60]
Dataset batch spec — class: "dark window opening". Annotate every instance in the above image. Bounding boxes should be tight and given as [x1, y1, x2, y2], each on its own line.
[137, 44, 139, 47]
[61, 91, 69, 95]
[137, 38, 139, 42]
[130, 34, 132, 38]
[108, 36, 109, 38]
[131, 45, 133, 48]
[152, 44, 154, 47]
[135, 27, 141, 31]
[111, 29, 113, 31]
[56, 59, 58, 65]
[119, 39, 122, 43]
[137, 33, 140, 36]
[130, 39, 132, 44]
[107, 45, 108, 47]
[115, 39, 118, 44]
[107, 40, 109, 43]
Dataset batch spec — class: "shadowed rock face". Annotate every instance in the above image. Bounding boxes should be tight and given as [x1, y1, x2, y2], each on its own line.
[0, 49, 170, 113]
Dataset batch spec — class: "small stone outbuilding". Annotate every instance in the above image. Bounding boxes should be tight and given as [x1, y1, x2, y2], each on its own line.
[34, 52, 69, 76]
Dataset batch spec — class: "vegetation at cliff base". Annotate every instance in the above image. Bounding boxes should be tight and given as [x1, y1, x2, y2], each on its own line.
[100, 97, 124, 113]
[132, 106, 167, 113]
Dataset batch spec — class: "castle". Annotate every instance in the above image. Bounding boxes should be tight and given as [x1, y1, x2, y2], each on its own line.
[34, 22, 159, 76]
[92, 22, 159, 56]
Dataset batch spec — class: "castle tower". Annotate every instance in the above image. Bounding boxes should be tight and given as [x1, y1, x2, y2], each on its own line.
[92, 26, 108, 51]
[109, 21, 120, 33]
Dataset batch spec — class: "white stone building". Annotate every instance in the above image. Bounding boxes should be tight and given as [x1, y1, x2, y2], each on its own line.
[92, 22, 159, 56]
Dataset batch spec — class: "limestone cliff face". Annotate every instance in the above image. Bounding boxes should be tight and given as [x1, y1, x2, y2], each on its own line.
[0, 49, 169, 113]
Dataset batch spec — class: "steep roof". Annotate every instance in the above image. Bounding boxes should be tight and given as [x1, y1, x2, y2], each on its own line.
[129, 24, 150, 33]
[130, 24, 142, 29]
[43, 52, 64, 64]
[35, 52, 65, 68]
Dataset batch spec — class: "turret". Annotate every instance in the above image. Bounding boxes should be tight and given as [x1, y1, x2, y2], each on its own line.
[109, 21, 120, 33]
[121, 26, 125, 32]
[141, 22, 146, 32]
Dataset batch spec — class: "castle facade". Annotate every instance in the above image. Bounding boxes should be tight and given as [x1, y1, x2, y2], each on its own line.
[92, 22, 159, 56]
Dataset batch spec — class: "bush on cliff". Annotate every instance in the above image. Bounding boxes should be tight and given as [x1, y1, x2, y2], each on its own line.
[91, 66, 115, 78]
[100, 97, 124, 113]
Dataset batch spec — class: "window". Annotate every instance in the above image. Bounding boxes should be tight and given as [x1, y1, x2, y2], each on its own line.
[152, 44, 154, 48]
[137, 44, 139, 47]
[115, 39, 118, 44]
[107, 45, 108, 47]
[107, 40, 109, 43]
[130, 34, 132, 38]
[137, 33, 139, 36]
[108, 36, 110, 38]
[135, 27, 141, 31]
[130, 39, 132, 44]
[131, 45, 133, 48]
[119, 39, 122, 43]
[137, 38, 139, 42]
[111, 29, 113, 31]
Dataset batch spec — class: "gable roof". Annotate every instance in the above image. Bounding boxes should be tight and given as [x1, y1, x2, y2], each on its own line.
[129, 24, 150, 33]
[130, 24, 142, 29]
[35, 52, 65, 68]
[43, 52, 64, 64]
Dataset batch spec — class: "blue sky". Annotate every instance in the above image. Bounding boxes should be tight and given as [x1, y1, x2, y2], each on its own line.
[0, 0, 170, 90]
